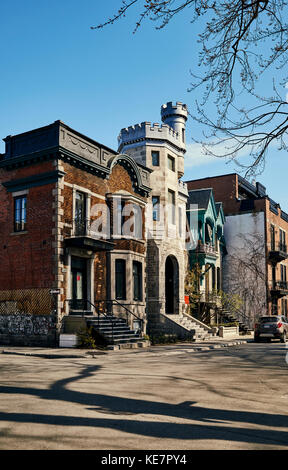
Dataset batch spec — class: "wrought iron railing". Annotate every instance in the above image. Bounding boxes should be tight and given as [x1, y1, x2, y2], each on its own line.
[270, 281, 288, 291]
[196, 243, 217, 255]
[270, 242, 287, 254]
[66, 298, 144, 341]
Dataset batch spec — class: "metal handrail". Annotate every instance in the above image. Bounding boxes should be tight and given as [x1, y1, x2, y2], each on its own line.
[112, 299, 144, 324]
[270, 242, 287, 254]
[65, 298, 117, 341]
[93, 299, 144, 332]
[66, 298, 144, 340]
[270, 281, 288, 290]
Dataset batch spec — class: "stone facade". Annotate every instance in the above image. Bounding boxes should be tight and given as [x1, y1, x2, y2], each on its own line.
[118, 102, 189, 334]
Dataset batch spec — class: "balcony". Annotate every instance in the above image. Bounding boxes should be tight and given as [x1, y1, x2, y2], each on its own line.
[200, 292, 222, 307]
[270, 281, 288, 297]
[63, 218, 115, 252]
[269, 243, 288, 263]
[195, 243, 218, 259]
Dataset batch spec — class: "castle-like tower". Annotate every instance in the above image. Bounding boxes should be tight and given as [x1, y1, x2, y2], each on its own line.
[118, 102, 189, 334]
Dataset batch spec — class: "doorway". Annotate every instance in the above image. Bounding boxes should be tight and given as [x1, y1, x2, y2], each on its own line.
[70, 256, 88, 311]
[165, 255, 179, 314]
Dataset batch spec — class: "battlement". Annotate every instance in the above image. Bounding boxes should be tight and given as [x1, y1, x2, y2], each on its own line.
[161, 101, 188, 121]
[118, 121, 183, 151]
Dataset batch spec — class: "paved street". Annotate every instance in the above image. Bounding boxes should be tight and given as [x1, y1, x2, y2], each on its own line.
[0, 341, 288, 450]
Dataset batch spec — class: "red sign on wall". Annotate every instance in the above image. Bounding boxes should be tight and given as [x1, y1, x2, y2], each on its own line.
[184, 295, 190, 305]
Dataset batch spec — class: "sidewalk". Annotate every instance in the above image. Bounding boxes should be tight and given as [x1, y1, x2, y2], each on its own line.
[0, 334, 254, 359]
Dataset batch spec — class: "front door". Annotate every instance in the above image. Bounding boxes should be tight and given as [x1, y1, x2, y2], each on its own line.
[71, 257, 87, 311]
[165, 256, 178, 314]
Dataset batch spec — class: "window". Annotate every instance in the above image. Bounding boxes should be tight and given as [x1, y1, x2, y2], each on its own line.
[168, 189, 175, 225]
[152, 196, 160, 221]
[167, 155, 175, 172]
[118, 200, 142, 238]
[280, 229, 286, 252]
[182, 128, 185, 143]
[178, 207, 182, 237]
[151, 151, 159, 166]
[205, 222, 213, 245]
[212, 266, 216, 290]
[75, 191, 87, 235]
[270, 225, 275, 250]
[272, 265, 276, 288]
[133, 204, 143, 239]
[217, 267, 221, 291]
[14, 196, 27, 232]
[115, 260, 126, 300]
[281, 264, 287, 284]
[281, 299, 287, 316]
[133, 261, 143, 301]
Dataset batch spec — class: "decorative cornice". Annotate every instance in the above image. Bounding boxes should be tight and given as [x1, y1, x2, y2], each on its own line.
[2, 170, 66, 192]
[0, 147, 58, 170]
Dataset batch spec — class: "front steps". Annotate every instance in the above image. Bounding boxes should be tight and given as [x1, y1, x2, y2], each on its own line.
[166, 314, 214, 341]
[220, 309, 250, 334]
[63, 314, 148, 349]
[86, 316, 148, 349]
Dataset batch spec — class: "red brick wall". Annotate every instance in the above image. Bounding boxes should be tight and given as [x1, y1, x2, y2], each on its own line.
[265, 199, 288, 315]
[60, 161, 147, 304]
[62, 161, 146, 255]
[0, 161, 56, 290]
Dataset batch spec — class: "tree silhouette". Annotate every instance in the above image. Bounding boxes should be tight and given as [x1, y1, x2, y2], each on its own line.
[93, 1, 288, 176]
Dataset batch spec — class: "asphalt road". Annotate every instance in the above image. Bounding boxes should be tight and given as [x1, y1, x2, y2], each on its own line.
[0, 342, 287, 450]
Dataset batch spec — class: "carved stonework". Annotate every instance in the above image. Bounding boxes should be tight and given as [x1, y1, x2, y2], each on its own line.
[65, 133, 100, 164]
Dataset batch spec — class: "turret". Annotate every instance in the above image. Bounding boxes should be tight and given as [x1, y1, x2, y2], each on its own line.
[161, 101, 188, 149]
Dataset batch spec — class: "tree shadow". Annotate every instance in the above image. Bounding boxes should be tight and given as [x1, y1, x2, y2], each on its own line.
[0, 364, 287, 446]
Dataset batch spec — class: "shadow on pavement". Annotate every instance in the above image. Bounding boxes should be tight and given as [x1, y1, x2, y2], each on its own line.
[0, 364, 287, 446]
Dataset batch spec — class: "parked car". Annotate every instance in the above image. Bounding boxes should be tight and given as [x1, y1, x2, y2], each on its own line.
[254, 316, 288, 343]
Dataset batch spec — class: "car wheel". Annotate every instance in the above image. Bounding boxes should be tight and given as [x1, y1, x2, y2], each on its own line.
[280, 332, 286, 343]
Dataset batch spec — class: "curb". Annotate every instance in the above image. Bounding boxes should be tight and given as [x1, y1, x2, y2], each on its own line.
[0, 339, 251, 359]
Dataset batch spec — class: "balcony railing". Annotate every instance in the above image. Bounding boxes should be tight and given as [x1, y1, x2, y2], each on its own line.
[195, 243, 218, 257]
[269, 242, 288, 262]
[270, 281, 288, 296]
[74, 218, 90, 237]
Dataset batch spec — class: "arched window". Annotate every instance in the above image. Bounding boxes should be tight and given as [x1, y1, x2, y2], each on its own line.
[205, 221, 214, 245]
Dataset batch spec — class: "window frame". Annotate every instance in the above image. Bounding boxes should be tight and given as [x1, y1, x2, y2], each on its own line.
[133, 261, 143, 302]
[168, 189, 176, 225]
[115, 259, 126, 300]
[14, 195, 27, 232]
[151, 150, 160, 166]
[152, 195, 160, 222]
[167, 154, 175, 172]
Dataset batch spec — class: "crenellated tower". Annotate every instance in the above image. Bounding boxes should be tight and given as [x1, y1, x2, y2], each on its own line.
[118, 102, 189, 334]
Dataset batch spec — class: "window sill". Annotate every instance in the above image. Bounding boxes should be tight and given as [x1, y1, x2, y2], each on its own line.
[10, 231, 28, 236]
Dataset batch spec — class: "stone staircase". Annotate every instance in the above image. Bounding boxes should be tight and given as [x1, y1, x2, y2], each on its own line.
[86, 315, 148, 349]
[166, 314, 213, 341]
[219, 309, 250, 334]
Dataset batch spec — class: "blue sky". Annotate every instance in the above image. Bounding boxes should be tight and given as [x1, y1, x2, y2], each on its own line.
[0, 0, 287, 210]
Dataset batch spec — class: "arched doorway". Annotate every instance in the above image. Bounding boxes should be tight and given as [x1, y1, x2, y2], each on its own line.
[165, 255, 179, 314]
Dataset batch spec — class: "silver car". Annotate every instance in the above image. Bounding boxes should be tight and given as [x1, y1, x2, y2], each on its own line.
[254, 316, 288, 343]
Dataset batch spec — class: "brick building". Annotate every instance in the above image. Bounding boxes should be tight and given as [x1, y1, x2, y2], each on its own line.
[0, 120, 151, 346]
[186, 173, 288, 324]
